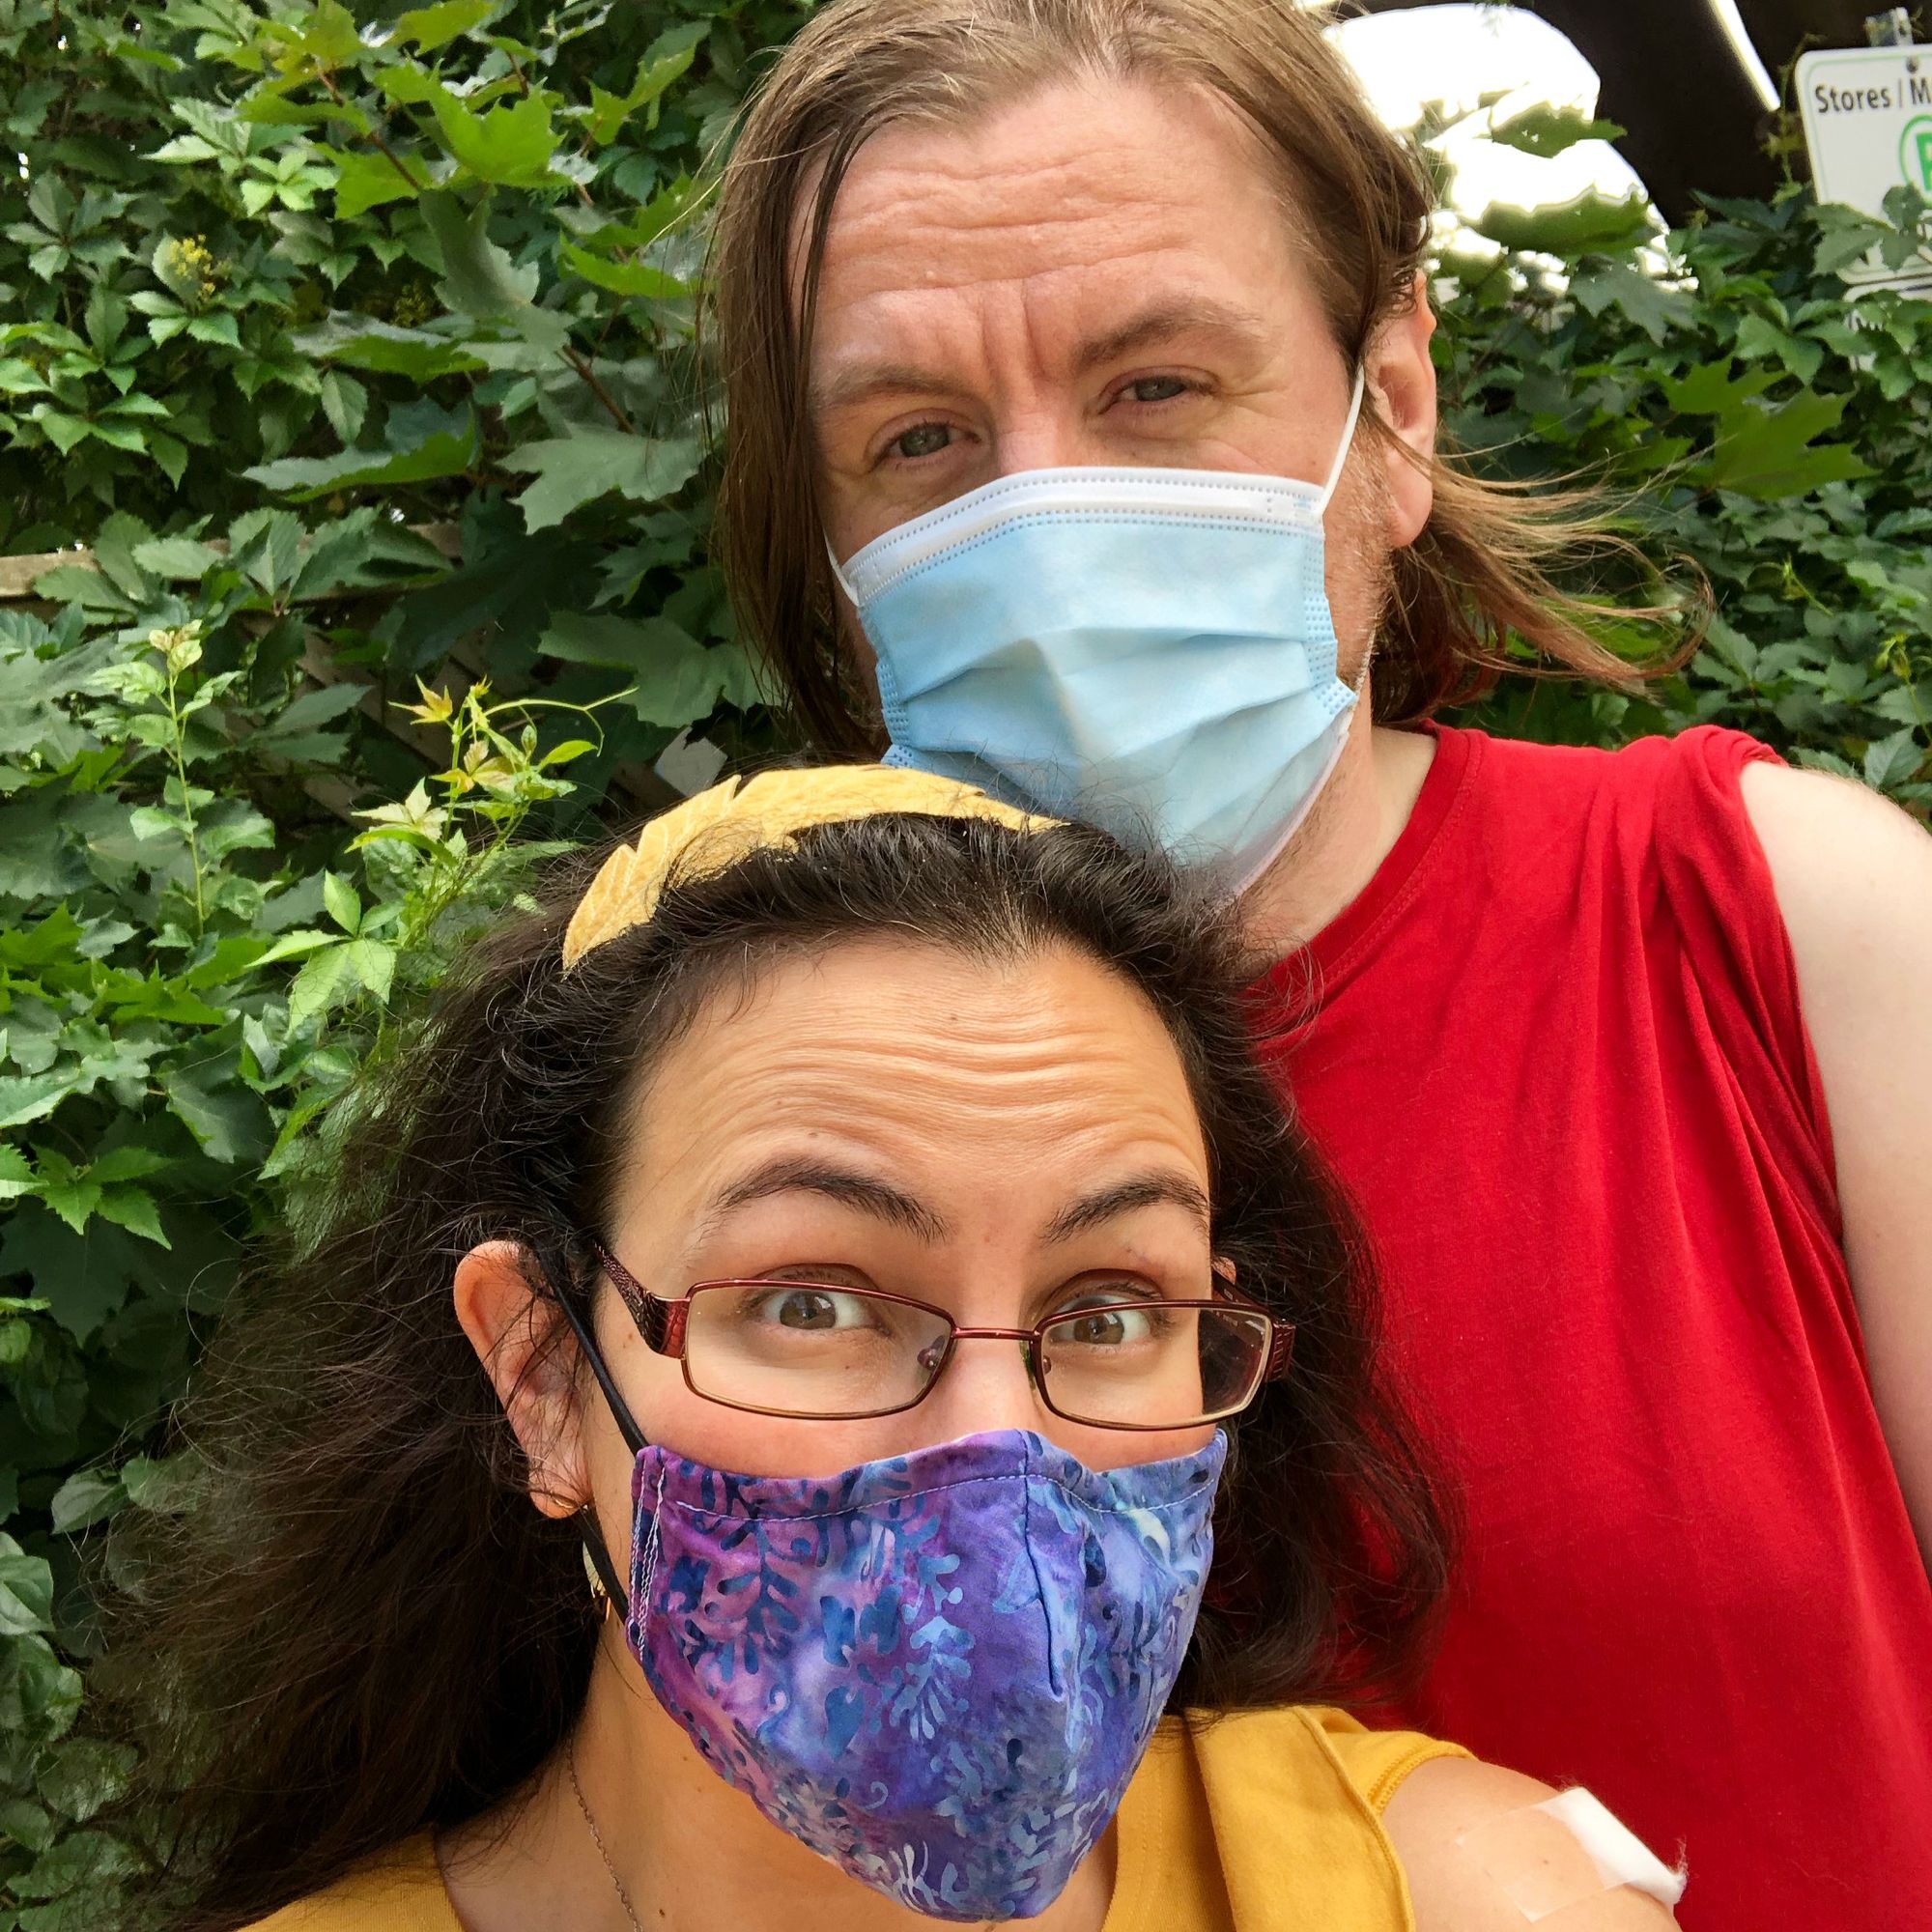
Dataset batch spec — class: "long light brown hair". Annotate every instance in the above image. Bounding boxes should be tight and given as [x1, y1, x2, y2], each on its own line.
[708, 0, 1695, 756]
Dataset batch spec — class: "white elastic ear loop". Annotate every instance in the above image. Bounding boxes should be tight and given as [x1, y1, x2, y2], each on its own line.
[1314, 365, 1368, 517]
[825, 533, 858, 607]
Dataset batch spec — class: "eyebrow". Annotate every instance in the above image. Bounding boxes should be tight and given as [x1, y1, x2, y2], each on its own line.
[701, 1157, 948, 1244]
[1041, 1173, 1213, 1244]
[809, 295, 1273, 417]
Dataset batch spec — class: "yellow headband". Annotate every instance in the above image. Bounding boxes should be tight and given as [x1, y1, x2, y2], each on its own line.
[561, 764, 1063, 971]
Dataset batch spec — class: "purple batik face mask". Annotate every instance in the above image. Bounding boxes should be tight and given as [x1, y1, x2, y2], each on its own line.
[622, 1427, 1226, 1920]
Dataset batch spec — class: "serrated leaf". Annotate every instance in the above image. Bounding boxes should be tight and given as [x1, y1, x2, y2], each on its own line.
[428, 88, 560, 189]
[242, 410, 481, 499]
[558, 243, 689, 298]
[333, 148, 426, 220]
[503, 429, 702, 532]
[0, 1146, 34, 1200]
[319, 368, 368, 441]
[321, 869, 361, 933]
[95, 1185, 169, 1247]
[344, 937, 396, 1004]
[129, 535, 220, 580]
[285, 944, 353, 1032]
[1570, 262, 1693, 347]
[48, 1470, 125, 1535]
[296, 316, 488, 380]
[391, 0, 497, 51]
[0, 1534, 55, 1635]
[1863, 725, 1924, 791]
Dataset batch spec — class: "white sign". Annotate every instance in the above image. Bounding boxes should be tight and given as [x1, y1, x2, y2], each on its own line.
[1795, 43, 1932, 287]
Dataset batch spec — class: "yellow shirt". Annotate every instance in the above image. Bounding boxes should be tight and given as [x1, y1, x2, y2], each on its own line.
[246, 1706, 1466, 1932]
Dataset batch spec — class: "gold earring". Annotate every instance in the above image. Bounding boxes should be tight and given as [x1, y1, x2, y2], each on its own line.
[581, 1539, 611, 1621]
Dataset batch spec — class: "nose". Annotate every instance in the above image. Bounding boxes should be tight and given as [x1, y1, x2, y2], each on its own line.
[991, 400, 1106, 479]
[920, 1331, 1050, 1442]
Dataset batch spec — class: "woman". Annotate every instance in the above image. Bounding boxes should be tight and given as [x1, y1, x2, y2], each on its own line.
[126, 767, 1681, 1931]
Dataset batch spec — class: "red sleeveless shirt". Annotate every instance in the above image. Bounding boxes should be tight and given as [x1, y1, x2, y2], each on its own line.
[1251, 724, 1932, 1931]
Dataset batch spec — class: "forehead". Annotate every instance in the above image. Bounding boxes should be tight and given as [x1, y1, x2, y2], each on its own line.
[808, 75, 1317, 346]
[625, 937, 1210, 1212]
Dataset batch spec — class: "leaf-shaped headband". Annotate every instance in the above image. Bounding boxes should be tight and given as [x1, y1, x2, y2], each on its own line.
[561, 764, 1064, 971]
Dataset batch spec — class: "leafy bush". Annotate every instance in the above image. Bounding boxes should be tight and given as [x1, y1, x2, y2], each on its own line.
[0, 5, 1927, 1921]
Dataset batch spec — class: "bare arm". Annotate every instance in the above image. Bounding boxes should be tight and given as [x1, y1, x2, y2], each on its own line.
[1383, 1758, 1678, 1930]
[1742, 760, 1932, 1559]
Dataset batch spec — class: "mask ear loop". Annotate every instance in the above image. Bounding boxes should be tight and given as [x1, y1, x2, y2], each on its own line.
[825, 533, 858, 607]
[1314, 365, 1369, 518]
[551, 1266, 650, 1621]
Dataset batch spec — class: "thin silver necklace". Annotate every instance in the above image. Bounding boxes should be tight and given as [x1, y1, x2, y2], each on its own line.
[567, 1741, 1003, 1932]
[567, 1742, 643, 1932]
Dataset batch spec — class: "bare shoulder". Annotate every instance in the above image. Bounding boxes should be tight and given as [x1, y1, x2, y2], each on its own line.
[1382, 1757, 1680, 1931]
[1738, 759, 1932, 969]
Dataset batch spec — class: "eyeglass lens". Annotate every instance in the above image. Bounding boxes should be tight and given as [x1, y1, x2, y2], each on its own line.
[679, 1282, 1269, 1426]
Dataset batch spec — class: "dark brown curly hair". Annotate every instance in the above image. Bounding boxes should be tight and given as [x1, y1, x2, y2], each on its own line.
[115, 806, 1450, 1930]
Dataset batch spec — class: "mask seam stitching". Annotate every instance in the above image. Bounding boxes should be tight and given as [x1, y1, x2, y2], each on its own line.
[854, 512, 1325, 606]
[846, 469, 1324, 574]
[647, 1465, 1218, 1527]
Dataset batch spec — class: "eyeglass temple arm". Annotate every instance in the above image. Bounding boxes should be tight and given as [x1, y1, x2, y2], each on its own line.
[1264, 1320, 1295, 1382]
[590, 1238, 688, 1355]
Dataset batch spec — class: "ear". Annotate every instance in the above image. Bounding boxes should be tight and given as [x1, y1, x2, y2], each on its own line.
[453, 1238, 589, 1521]
[1366, 269, 1437, 551]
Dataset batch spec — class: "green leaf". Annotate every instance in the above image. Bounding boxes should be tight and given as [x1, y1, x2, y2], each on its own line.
[321, 869, 361, 933]
[1470, 187, 1655, 258]
[0, 1073, 80, 1133]
[1863, 725, 1923, 791]
[1697, 390, 1874, 499]
[418, 194, 558, 341]
[333, 149, 426, 220]
[37, 1738, 138, 1823]
[285, 944, 354, 1032]
[242, 409, 481, 499]
[95, 1185, 169, 1247]
[582, 23, 708, 145]
[1488, 102, 1626, 159]
[503, 429, 702, 532]
[391, 0, 498, 52]
[344, 937, 397, 1005]
[540, 613, 759, 726]
[129, 535, 220, 581]
[297, 317, 489, 380]
[162, 1057, 272, 1165]
[427, 88, 561, 189]
[319, 368, 368, 442]
[1733, 313, 1825, 385]
[1570, 262, 1694, 347]
[48, 1470, 126, 1535]
[0, 1534, 55, 1635]
[558, 243, 689, 298]
[0, 1146, 35, 1200]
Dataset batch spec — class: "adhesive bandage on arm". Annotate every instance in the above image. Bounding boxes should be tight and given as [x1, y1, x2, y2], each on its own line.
[1454, 1787, 1688, 1921]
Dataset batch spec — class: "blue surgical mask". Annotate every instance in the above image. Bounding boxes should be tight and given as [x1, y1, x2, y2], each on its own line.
[833, 371, 1368, 890]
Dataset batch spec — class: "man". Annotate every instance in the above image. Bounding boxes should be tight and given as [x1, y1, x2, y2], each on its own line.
[703, 2, 1932, 1925]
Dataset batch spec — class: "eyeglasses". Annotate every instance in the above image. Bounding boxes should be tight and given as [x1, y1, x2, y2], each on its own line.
[588, 1242, 1293, 1432]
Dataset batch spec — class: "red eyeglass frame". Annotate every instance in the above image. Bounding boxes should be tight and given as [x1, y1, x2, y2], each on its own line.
[587, 1239, 1295, 1429]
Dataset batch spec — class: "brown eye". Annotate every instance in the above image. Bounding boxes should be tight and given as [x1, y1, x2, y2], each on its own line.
[892, 422, 952, 460]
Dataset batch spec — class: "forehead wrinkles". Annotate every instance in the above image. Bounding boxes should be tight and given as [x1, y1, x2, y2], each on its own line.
[628, 944, 1208, 1180]
[796, 75, 1307, 324]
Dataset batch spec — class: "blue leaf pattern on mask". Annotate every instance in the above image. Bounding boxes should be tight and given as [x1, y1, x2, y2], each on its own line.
[625, 1429, 1224, 1920]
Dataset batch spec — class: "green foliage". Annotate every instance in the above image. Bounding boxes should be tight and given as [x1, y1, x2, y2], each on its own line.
[0, 0, 810, 1915]
[1, 4, 1930, 1918]
[1437, 180, 1932, 806]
